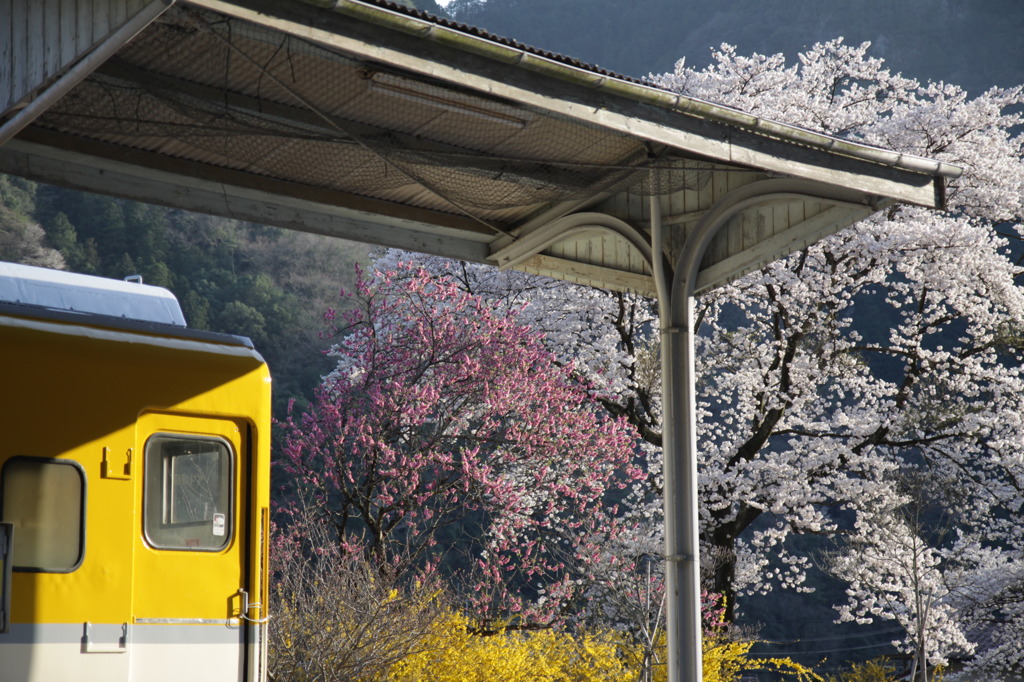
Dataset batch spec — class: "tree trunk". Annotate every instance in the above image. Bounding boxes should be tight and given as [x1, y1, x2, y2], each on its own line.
[710, 532, 739, 621]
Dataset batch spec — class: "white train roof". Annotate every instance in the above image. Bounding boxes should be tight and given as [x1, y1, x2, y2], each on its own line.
[0, 262, 186, 327]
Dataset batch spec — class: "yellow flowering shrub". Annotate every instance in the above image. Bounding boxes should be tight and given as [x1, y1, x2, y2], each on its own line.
[270, 545, 822, 682]
[390, 610, 631, 682]
[696, 632, 821, 682]
[614, 600, 821, 682]
[823, 658, 896, 681]
[824, 658, 943, 682]
[387, 608, 819, 682]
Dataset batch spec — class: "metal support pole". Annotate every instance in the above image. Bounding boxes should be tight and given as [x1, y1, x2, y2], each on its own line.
[652, 190, 703, 682]
[661, 313, 704, 682]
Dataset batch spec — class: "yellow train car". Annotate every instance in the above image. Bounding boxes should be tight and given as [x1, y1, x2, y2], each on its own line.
[0, 262, 271, 682]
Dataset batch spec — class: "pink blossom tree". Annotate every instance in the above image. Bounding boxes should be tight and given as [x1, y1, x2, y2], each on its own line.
[278, 264, 644, 623]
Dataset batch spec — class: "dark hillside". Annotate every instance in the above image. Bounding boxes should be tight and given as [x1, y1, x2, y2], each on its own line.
[0, 177, 373, 417]
[443, 0, 1024, 94]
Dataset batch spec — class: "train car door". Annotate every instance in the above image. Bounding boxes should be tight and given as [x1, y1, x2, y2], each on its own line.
[130, 412, 253, 681]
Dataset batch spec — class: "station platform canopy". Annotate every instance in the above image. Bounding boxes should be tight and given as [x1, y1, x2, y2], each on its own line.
[0, 0, 959, 297]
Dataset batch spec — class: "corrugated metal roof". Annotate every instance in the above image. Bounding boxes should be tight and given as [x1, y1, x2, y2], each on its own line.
[349, 0, 646, 84]
[0, 0, 961, 294]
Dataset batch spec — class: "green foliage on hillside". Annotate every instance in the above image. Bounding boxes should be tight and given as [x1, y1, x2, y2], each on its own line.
[0, 177, 373, 417]
[0, 175, 65, 269]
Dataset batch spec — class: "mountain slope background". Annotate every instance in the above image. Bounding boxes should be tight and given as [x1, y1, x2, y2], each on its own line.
[441, 0, 1024, 96]
[0, 175, 372, 417]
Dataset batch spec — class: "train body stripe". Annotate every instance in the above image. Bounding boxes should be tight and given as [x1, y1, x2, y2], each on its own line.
[0, 622, 258, 682]
[1, 621, 249, 644]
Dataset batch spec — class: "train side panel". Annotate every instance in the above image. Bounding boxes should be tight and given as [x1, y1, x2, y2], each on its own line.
[0, 310, 271, 682]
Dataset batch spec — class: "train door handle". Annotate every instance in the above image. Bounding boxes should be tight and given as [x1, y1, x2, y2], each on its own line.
[237, 589, 270, 624]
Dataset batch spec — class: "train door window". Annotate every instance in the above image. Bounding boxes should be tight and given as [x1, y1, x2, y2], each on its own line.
[0, 457, 86, 571]
[144, 435, 233, 551]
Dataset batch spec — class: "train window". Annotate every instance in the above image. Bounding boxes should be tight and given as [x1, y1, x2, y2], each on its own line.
[144, 435, 233, 551]
[0, 458, 86, 572]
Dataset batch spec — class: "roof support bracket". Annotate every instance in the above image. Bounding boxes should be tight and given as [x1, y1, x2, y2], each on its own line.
[490, 211, 653, 271]
[654, 177, 883, 682]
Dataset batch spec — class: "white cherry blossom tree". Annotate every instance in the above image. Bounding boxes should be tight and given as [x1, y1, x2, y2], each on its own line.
[371, 39, 1024, 671]
[827, 491, 975, 681]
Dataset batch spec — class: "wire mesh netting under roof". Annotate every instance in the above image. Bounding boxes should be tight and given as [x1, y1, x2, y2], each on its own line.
[34, 6, 712, 233]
